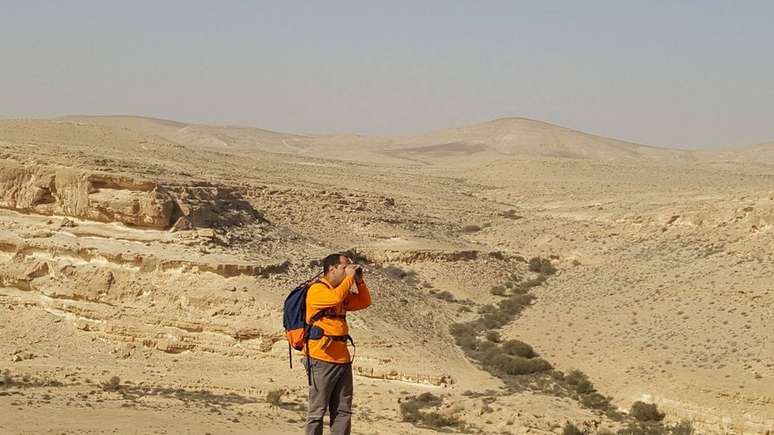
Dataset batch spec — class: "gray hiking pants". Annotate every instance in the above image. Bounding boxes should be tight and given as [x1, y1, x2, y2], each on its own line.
[305, 358, 353, 435]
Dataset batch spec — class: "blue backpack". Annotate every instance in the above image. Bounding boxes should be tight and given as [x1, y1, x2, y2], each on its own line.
[283, 274, 321, 357]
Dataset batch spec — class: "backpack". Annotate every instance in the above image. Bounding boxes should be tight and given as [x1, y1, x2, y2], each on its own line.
[282, 273, 322, 358]
[282, 273, 355, 387]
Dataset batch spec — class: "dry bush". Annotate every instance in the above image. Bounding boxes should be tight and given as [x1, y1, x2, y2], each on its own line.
[485, 331, 502, 343]
[480, 350, 551, 375]
[266, 388, 284, 406]
[449, 322, 481, 351]
[565, 370, 590, 386]
[102, 376, 121, 392]
[479, 311, 510, 329]
[498, 293, 534, 314]
[381, 265, 418, 285]
[580, 392, 609, 409]
[618, 420, 693, 435]
[499, 209, 523, 220]
[418, 411, 463, 429]
[462, 224, 481, 233]
[512, 275, 546, 293]
[501, 340, 535, 358]
[434, 290, 456, 302]
[1, 370, 12, 388]
[528, 257, 557, 275]
[630, 401, 665, 422]
[399, 392, 462, 429]
[575, 379, 595, 394]
[562, 421, 586, 435]
[490, 285, 507, 296]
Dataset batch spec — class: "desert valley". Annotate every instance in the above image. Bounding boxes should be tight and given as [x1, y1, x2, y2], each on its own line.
[0, 115, 772, 434]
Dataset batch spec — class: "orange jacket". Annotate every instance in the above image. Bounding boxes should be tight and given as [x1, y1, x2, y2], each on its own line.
[305, 275, 371, 364]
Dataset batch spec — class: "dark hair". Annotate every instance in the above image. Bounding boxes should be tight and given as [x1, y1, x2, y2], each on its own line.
[322, 253, 348, 274]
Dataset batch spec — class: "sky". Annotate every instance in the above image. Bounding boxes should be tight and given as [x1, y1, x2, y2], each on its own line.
[1, 1, 773, 149]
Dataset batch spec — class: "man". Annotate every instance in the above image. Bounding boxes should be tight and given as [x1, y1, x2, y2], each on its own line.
[304, 253, 372, 435]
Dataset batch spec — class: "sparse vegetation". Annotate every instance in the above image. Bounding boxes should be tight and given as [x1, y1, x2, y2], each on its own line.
[266, 388, 284, 406]
[462, 224, 481, 233]
[1, 370, 12, 388]
[565, 370, 590, 388]
[630, 401, 665, 422]
[485, 331, 501, 343]
[490, 285, 507, 296]
[102, 376, 121, 392]
[480, 350, 552, 375]
[434, 290, 456, 302]
[618, 420, 694, 435]
[501, 339, 535, 358]
[563, 421, 586, 435]
[399, 393, 463, 430]
[499, 209, 523, 220]
[381, 265, 418, 285]
[528, 257, 557, 275]
[580, 392, 610, 409]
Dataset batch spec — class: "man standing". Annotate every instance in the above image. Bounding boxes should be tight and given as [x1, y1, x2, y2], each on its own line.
[304, 253, 372, 435]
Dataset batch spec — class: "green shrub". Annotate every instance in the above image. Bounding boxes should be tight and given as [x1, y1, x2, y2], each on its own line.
[630, 401, 665, 422]
[501, 340, 535, 358]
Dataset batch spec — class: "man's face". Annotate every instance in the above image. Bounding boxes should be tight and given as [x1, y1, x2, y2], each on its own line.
[329, 255, 351, 286]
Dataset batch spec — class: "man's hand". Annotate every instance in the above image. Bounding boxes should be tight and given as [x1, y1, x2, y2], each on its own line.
[344, 264, 358, 277]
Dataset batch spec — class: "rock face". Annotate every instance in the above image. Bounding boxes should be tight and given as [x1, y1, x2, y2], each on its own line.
[0, 161, 174, 228]
[0, 161, 268, 230]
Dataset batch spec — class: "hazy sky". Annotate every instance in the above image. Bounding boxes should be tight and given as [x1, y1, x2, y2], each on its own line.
[2, 1, 773, 149]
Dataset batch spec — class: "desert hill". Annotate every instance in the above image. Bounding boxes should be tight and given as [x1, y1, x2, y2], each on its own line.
[383, 117, 694, 162]
[696, 140, 774, 165]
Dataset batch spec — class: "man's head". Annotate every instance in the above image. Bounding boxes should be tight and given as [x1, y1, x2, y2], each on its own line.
[322, 253, 352, 287]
